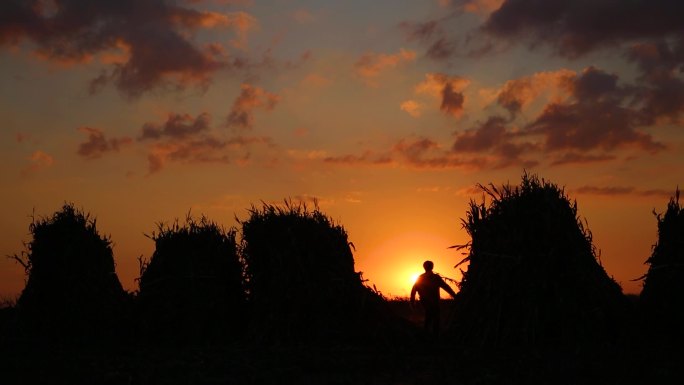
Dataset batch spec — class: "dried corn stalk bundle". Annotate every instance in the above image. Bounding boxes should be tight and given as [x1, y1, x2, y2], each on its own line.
[241, 201, 392, 344]
[640, 189, 684, 333]
[449, 173, 626, 350]
[137, 214, 245, 343]
[15, 203, 127, 340]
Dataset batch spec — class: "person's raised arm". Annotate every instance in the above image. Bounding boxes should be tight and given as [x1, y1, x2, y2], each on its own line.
[439, 277, 457, 299]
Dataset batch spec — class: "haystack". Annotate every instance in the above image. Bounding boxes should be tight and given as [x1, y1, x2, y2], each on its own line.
[136, 215, 245, 343]
[15, 203, 127, 340]
[449, 173, 626, 349]
[240, 201, 395, 343]
[640, 189, 684, 333]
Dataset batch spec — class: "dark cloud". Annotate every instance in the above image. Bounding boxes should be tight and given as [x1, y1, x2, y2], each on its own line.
[481, 66, 666, 158]
[399, 19, 460, 60]
[400, 20, 440, 42]
[441, 82, 465, 116]
[550, 152, 615, 166]
[479, 2, 684, 126]
[427, 38, 457, 61]
[226, 83, 279, 130]
[414, 65, 668, 168]
[438, 66, 665, 166]
[482, 0, 684, 58]
[77, 126, 132, 159]
[528, 100, 663, 153]
[323, 151, 391, 166]
[321, 138, 476, 169]
[415, 73, 469, 117]
[391, 137, 484, 169]
[575, 186, 635, 196]
[139, 112, 211, 140]
[572, 66, 621, 102]
[0, 0, 255, 97]
[627, 41, 684, 124]
[145, 134, 274, 173]
[453, 116, 538, 168]
[138, 111, 275, 173]
[453, 116, 508, 152]
[526, 67, 665, 153]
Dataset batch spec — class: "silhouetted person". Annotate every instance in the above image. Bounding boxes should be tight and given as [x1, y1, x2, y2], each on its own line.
[410, 260, 456, 336]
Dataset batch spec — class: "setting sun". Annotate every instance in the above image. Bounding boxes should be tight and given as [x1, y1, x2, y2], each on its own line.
[358, 231, 464, 298]
[409, 272, 420, 286]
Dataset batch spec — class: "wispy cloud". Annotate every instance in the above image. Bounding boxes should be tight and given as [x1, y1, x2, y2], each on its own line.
[574, 185, 673, 199]
[226, 84, 279, 130]
[23, 150, 54, 175]
[139, 113, 211, 141]
[354, 49, 416, 86]
[137, 111, 276, 173]
[549, 152, 615, 166]
[77, 127, 133, 159]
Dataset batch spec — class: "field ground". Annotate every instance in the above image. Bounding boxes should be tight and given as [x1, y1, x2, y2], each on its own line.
[1, 301, 682, 385]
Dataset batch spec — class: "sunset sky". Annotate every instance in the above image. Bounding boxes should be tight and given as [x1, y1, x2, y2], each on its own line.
[2, 0, 683, 298]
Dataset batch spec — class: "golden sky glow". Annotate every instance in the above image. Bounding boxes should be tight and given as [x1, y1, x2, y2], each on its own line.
[2, 0, 684, 298]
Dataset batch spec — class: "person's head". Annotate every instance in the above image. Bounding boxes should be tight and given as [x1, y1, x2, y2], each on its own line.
[423, 260, 434, 272]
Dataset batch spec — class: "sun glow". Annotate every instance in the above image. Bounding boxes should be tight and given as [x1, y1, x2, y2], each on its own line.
[409, 272, 420, 286]
[362, 230, 463, 298]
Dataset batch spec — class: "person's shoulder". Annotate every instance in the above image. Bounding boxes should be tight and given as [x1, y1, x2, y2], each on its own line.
[433, 273, 447, 282]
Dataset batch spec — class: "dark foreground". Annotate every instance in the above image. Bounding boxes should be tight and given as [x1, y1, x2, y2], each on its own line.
[1, 301, 682, 385]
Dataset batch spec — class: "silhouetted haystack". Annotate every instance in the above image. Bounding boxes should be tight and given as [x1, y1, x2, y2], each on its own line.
[137, 215, 245, 343]
[640, 189, 684, 334]
[241, 201, 397, 343]
[449, 173, 626, 350]
[15, 204, 127, 340]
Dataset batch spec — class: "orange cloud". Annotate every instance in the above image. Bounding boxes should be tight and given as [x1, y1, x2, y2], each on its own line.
[98, 40, 132, 65]
[494, 69, 576, 115]
[415, 73, 470, 117]
[462, 0, 505, 14]
[24, 150, 54, 174]
[226, 12, 258, 49]
[227, 84, 280, 130]
[415, 73, 469, 97]
[354, 49, 416, 85]
[400, 100, 423, 118]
